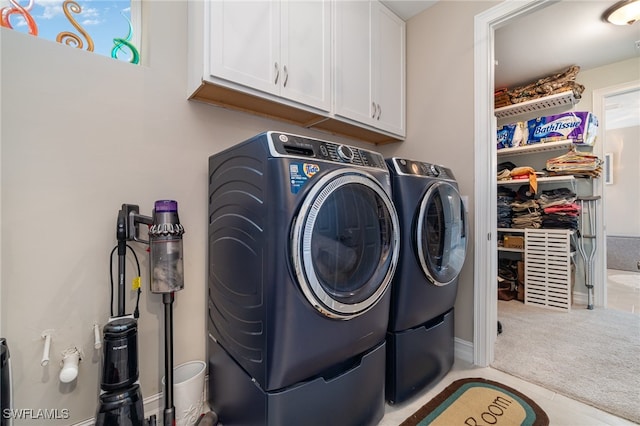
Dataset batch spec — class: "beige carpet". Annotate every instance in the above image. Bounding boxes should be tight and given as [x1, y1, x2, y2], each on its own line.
[493, 300, 640, 424]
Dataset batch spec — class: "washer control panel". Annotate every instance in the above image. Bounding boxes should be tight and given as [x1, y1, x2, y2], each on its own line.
[269, 132, 386, 169]
[392, 158, 455, 181]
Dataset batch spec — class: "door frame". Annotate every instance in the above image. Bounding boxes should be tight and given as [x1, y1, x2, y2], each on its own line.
[593, 79, 640, 306]
[473, 0, 555, 367]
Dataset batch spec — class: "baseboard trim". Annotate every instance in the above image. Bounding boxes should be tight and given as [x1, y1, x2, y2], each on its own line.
[454, 337, 474, 364]
[73, 341, 476, 426]
[72, 377, 206, 426]
[572, 291, 588, 306]
[72, 392, 162, 426]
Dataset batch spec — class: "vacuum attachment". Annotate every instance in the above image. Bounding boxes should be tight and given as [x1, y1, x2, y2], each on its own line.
[1, 338, 12, 426]
[149, 200, 185, 294]
[100, 318, 139, 391]
[95, 384, 144, 426]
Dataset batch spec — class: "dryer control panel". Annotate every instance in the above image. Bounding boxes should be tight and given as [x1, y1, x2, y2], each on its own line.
[268, 132, 386, 169]
[391, 158, 456, 181]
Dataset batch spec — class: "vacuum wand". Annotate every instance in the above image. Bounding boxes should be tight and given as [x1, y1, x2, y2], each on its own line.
[148, 200, 185, 426]
[116, 209, 128, 316]
[163, 293, 175, 426]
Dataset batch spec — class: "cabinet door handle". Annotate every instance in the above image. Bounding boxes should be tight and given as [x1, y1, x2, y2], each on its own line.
[283, 65, 288, 87]
[371, 102, 377, 119]
[377, 104, 382, 120]
[274, 62, 280, 85]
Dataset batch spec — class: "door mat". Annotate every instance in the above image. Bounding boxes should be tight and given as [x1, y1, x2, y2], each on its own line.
[400, 378, 549, 426]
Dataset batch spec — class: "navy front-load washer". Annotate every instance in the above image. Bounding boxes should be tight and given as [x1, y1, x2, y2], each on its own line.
[207, 131, 400, 425]
[385, 157, 467, 405]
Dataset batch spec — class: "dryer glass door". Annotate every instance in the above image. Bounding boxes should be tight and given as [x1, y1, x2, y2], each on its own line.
[416, 181, 467, 286]
[292, 170, 400, 319]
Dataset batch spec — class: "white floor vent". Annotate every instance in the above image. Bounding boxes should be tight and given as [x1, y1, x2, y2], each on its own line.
[524, 229, 572, 311]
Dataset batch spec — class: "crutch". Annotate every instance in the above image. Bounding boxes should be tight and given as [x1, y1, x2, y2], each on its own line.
[576, 195, 600, 310]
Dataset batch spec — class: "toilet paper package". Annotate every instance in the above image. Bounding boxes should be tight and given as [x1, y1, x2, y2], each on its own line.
[497, 122, 527, 149]
[526, 112, 598, 146]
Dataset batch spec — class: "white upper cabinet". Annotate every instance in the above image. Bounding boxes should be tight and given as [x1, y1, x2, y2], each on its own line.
[280, 1, 331, 110]
[209, 0, 331, 112]
[373, 2, 405, 136]
[189, 0, 406, 143]
[333, 1, 371, 125]
[334, 1, 405, 136]
[209, 1, 279, 95]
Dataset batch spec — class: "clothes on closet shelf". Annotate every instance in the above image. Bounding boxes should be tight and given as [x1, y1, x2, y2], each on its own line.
[497, 163, 538, 195]
[510, 166, 538, 194]
[509, 184, 540, 229]
[538, 188, 581, 230]
[545, 146, 603, 178]
[506, 65, 584, 105]
[497, 186, 516, 228]
[497, 185, 579, 231]
[511, 199, 542, 229]
[497, 161, 516, 182]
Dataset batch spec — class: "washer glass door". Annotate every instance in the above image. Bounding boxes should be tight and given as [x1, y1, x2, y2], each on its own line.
[416, 181, 467, 286]
[292, 170, 400, 319]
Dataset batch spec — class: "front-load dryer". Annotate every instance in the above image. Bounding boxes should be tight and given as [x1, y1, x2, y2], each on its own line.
[384, 157, 467, 405]
[208, 131, 400, 425]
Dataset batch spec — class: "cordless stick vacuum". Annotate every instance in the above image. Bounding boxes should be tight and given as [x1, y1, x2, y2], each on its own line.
[96, 201, 185, 426]
[146, 201, 185, 426]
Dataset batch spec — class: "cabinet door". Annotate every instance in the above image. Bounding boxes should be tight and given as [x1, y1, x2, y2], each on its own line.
[209, 1, 280, 95]
[280, 0, 331, 111]
[333, 1, 374, 126]
[372, 1, 405, 136]
[334, 1, 405, 136]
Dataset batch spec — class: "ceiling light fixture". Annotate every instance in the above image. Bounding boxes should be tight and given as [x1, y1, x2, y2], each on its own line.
[603, 0, 640, 25]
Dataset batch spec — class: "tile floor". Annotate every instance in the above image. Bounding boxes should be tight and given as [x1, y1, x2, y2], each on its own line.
[379, 359, 637, 425]
[378, 272, 640, 425]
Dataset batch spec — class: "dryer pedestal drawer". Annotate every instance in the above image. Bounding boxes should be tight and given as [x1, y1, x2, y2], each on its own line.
[385, 308, 455, 405]
[208, 337, 386, 426]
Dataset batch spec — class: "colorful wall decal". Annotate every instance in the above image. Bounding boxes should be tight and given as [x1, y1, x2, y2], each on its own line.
[0, 0, 38, 35]
[56, 0, 95, 52]
[111, 13, 139, 64]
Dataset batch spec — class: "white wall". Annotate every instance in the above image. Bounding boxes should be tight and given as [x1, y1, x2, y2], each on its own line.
[381, 0, 499, 343]
[584, 61, 640, 239]
[604, 125, 640, 237]
[575, 59, 640, 289]
[578, 58, 640, 116]
[5, 0, 634, 420]
[0, 2, 365, 421]
[1, 0, 500, 419]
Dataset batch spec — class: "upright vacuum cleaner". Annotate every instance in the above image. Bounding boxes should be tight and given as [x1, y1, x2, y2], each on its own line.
[1, 338, 12, 426]
[96, 201, 185, 426]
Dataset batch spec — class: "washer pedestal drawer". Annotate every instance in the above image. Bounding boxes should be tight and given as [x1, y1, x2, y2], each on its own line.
[385, 307, 455, 405]
[208, 337, 386, 426]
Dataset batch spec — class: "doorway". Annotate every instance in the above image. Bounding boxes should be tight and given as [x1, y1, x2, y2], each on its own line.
[473, 0, 615, 366]
[472, 0, 555, 367]
[594, 81, 640, 315]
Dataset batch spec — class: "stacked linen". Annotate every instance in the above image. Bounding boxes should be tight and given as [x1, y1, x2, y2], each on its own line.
[511, 199, 542, 229]
[498, 165, 539, 195]
[510, 185, 542, 229]
[497, 186, 516, 228]
[546, 147, 603, 177]
[507, 65, 584, 105]
[538, 188, 581, 230]
[495, 88, 511, 108]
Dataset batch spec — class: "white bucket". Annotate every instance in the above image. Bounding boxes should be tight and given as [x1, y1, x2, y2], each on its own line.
[162, 360, 207, 426]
